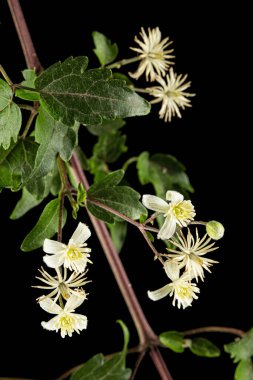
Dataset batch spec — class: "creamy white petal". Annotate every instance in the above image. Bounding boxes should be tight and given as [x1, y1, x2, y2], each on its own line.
[43, 239, 66, 254]
[74, 314, 88, 331]
[43, 253, 65, 269]
[166, 190, 184, 204]
[142, 194, 168, 213]
[71, 223, 91, 245]
[148, 284, 172, 301]
[65, 293, 86, 312]
[41, 315, 60, 331]
[39, 298, 62, 314]
[158, 215, 176, 240]
[164, 260, 180, 281]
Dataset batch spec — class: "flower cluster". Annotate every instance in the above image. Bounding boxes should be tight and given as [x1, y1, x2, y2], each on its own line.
[129, 27, 195, 122]
[142, 190, 224, 309]
[34, 222, 92, 337]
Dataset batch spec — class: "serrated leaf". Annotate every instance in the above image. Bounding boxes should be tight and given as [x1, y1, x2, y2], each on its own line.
[0, 79, 22, 149]
[92, 31, 118, 66]
[71, 320, 131, 380]
[235, 359, 253, 380]
[15, 69, 40, 101]
[21, 198, 67, 251]
[108, 221, 127, 253]
[159, 331, 185, 353]
[0, 139, 38, 191]
[190, 337, 221, 358]
[88, 186, 147, 224]
[30, 107, 78, 179]
[225, 329, 253, 363]
[35, 56, 150, 126]
[137, 152, 194, 198]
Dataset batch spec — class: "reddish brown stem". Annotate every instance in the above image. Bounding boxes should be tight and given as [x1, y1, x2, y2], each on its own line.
[150, 347, 173, 380]
[7, 0, 42, 73]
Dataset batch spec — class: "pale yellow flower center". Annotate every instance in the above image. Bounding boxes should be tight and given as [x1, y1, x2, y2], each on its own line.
[177, 285, 192, 299]
[59, 315, 75, 333]
[172, 201, 194, 221]
[67, 246, 83, 261]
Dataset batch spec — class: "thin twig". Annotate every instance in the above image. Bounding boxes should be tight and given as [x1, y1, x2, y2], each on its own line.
[21, 108, 37, 139]
[183, 326, 246, 338]
[130, 350, 147, 380]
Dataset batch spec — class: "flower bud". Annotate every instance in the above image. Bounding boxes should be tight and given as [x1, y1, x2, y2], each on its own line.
[206, 220, 225, 240]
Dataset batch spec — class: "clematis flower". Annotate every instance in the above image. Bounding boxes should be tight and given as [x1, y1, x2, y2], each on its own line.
[43, 222, 92, 273]
[166, 228, 218, 282]
[147, 68, 195, 122]
[129, 27, 174, 81]
[40, 293, 87, 338]
[34, 266, 90, 302]
[142, 190, 195, 240]
[148, 260, 199, 309]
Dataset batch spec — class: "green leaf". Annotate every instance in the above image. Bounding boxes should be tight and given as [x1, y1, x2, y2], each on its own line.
[0, 139, 38, 191]
[89, 169, 124, 192]
[137, 152, 194, 198]
[85, 118, 125, 136]
[159, 331, 185, 353]
[0, 79, 11, 110]
[190, 337, 221, 358]
[0, 79, 22, 149]
[15, 69, 40, 101]
[10, 187, 44, 219]
[108, 221, 127, 253]
[225, 329, 253, 363]
[92, 128, 127, 163]
[88, 186, 147, 223]
[21, 198, 67, 251]
[35, 56, 150, 126]
[235, 359, 253, 380]
[70, 320, 131, 380]
[10, 167, 55, 219]
[31, 107, 78, 179]
[92, 31, 119, 66]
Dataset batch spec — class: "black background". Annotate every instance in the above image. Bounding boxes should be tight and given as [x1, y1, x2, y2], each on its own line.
[0, 1, 250, 379]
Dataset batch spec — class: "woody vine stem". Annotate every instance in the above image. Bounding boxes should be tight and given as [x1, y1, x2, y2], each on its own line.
[6, 1, 245, 379]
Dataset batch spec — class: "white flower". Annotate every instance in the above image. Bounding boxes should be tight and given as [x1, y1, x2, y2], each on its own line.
[129, 27, 174, 82]
[43, 222, 92, 273]
[148, 260, 199, 309]
[142, 190, 195, 240]
[167, 228, 219, 281]
[34, 267, 90, 302]
[147, 68, 195, 122]
[40, 293, 87, 338]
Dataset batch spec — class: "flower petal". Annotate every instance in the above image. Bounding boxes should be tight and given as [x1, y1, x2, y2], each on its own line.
[65, 293, 86, 312]
[41, 315, 60, 332]
[43, 239, 66, 254]
[142, 194, 168, 213]
[39, 298, 62, 314]
[74, 314, 88, 331]
[158, 215, 176, 240]
[148, 284, 172, 301]
[71, 223, 91, 245]
[43, 253, 65, 269]
[166, 190, 184, 204]
[164, 260, 180, 281]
